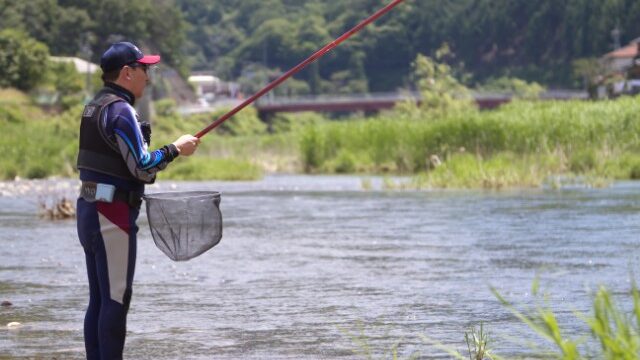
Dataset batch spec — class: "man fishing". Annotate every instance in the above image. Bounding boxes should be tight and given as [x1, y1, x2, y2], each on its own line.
[76, 41, 200, 359]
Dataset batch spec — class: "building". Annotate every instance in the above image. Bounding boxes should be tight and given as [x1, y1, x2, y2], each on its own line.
[598, 38, 640, 97]
[188, 74, 220, 105]
[187, 72, 240, 106]
[50, 56, 99, 74]
[602, 39, 640, 73]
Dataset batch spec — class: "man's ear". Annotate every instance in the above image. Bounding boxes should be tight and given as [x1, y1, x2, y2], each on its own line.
[122, 66, 132, 81]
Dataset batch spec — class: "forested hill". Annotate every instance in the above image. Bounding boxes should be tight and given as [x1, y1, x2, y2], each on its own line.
[2, 0, 640, 92]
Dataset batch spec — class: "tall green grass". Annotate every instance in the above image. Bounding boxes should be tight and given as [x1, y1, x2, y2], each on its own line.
[6, 86, 640, 186]
[421, 323, 497, 360]
[160, 156, 262, 181]
[493, 279, 640, 359]
[299, 97, 640, 187]
[342, 280, 640, 359]
[0, 91, 269, 180]
[0, 99, 79, 179]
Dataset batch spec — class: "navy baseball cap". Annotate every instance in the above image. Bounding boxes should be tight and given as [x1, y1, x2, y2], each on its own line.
[100, 42, 161, 73]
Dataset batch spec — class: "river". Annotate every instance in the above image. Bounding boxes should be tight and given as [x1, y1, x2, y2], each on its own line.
[1, 175, 640, 359]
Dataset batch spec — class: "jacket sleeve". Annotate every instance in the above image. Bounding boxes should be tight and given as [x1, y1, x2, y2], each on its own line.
[108, 103, 179, 183]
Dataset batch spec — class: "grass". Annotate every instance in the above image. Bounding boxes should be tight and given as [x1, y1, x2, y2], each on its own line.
[5, 86, 640, 187]
[298, 96, 640, 187]
[342, 278, 640, 359]
[160, 156, 262, 181]
[421, 323, 497, 360]
[0, 91, 274, 181]
[407, 151, 616, 190]
[0, 103, 78, 179]
[492, 278, 640, 359]
[339, 320, 421, 360]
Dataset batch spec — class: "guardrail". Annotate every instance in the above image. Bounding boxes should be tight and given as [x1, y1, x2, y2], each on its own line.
[177, 90, 589, 115]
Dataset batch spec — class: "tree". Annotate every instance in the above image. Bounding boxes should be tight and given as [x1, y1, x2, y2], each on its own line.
[0, 0, 187, 75]
[411, 44, 475, 117]
[479, 76, 545, 99]
[0, 30, 50, 91]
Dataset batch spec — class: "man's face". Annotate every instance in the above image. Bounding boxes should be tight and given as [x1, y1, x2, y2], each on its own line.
[121, 63, 150, 99]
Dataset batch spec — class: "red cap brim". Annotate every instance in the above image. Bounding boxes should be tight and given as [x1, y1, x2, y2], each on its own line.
[138, 55, 161, 65]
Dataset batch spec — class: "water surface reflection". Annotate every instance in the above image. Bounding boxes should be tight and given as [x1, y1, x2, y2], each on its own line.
[2, 176, 640, 359]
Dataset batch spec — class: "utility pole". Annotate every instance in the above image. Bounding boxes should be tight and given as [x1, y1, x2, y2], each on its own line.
[611, 23, 622, 50]
[81, 35, 93, 102]
[263, 40, 274, 100]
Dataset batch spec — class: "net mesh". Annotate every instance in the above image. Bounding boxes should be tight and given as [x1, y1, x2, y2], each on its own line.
[143, 191, 222, 261]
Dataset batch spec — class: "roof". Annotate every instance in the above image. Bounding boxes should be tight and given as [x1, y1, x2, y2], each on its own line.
[188, 75, 220, 84]
[603, 38, 640, 59]
[50, 56, 100, 74]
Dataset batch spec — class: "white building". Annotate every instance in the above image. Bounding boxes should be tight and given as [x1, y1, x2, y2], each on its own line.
[50, 56, 100, 74]
[597, 38, 640, 97]
[601, 38, 640, 74]
[188, 74, 221, 97]
[187, 73, 240, 106]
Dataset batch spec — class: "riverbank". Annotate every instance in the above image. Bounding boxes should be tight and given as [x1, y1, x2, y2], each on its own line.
[298, 96, 640, 188]
[3, 87, 640, 189]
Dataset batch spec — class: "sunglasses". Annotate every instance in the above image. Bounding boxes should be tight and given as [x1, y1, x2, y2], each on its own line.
[126, 63, 155, 75]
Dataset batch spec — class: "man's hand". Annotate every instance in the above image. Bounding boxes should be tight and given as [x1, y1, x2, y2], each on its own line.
[172, 135, 200, 156]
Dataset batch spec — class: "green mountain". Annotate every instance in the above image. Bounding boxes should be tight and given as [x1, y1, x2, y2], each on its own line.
[2, 0, 639, 91]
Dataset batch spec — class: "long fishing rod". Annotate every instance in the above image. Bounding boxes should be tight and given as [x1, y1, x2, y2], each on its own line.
[195, 0, 406, 139]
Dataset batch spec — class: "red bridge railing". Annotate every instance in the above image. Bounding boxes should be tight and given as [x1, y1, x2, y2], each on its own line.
[178, 90, 588, 116]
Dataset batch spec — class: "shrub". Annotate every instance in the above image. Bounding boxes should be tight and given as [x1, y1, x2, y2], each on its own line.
[494, 279, 640, 359]
[569, 149, 597, 173]
[161, 157, 262, 181]
[154, 98, 178, 117]
[193, 106, 266, 136]
[0, 30, 50, 91]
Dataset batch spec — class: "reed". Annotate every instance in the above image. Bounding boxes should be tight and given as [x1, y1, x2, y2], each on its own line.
[0, 98, 274, 180]
[299, 96, 640, 187]
[421, 323, 499, 360]
[0, 104, 79, 179]
[159, 156, 262, 181]
[339, 320, 421, 360]
[6, 85, 640, 186]
[493, 278, 640, 359]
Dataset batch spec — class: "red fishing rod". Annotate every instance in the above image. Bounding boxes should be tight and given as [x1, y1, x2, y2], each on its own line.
[195, 0, 406, 139]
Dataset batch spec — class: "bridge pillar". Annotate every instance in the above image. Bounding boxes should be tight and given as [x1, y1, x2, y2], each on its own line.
[258, 110, 275, 133]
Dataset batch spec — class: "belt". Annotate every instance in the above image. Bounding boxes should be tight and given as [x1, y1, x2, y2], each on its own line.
[80, 182, 143, 209]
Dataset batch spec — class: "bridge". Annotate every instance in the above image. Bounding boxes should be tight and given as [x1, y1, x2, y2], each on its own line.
[177, 90, 588, 118]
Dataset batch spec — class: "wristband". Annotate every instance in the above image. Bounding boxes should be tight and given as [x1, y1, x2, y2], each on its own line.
[166, 144, 180, 161]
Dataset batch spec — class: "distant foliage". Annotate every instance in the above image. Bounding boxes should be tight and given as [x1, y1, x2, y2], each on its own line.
[44, 61, 86, 109]
[160, 157, 262, 181]
[270, 112, 327, 133]
[177, 0, 640, 89]
[301, 96, 640, 183]
[0, 29, 50, 91]
[0, 0, 187, 75]
[1, 0, 639, 90]
[411, 45, 476, 118]
[0, 104, 81, 180]
[154, 98, 178, 117]
[479, 77, 546, 99]
[395, 45, 476, 120]
[184, 106, 267, 136]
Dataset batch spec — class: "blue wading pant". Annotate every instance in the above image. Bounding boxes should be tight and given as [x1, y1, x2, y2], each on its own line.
[77, 198, 139, 360]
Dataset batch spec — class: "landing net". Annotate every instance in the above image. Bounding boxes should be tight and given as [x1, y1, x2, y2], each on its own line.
[143, 191, 222, 261]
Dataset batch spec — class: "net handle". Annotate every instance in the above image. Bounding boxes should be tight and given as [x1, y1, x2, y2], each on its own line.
[195, 0, 406, 139]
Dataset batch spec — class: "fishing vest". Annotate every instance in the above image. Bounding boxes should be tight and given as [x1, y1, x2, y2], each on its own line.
[76, 90, 139, 182]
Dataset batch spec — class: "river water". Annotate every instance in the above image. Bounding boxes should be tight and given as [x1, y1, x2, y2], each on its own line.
[1, 175, 640, 359]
